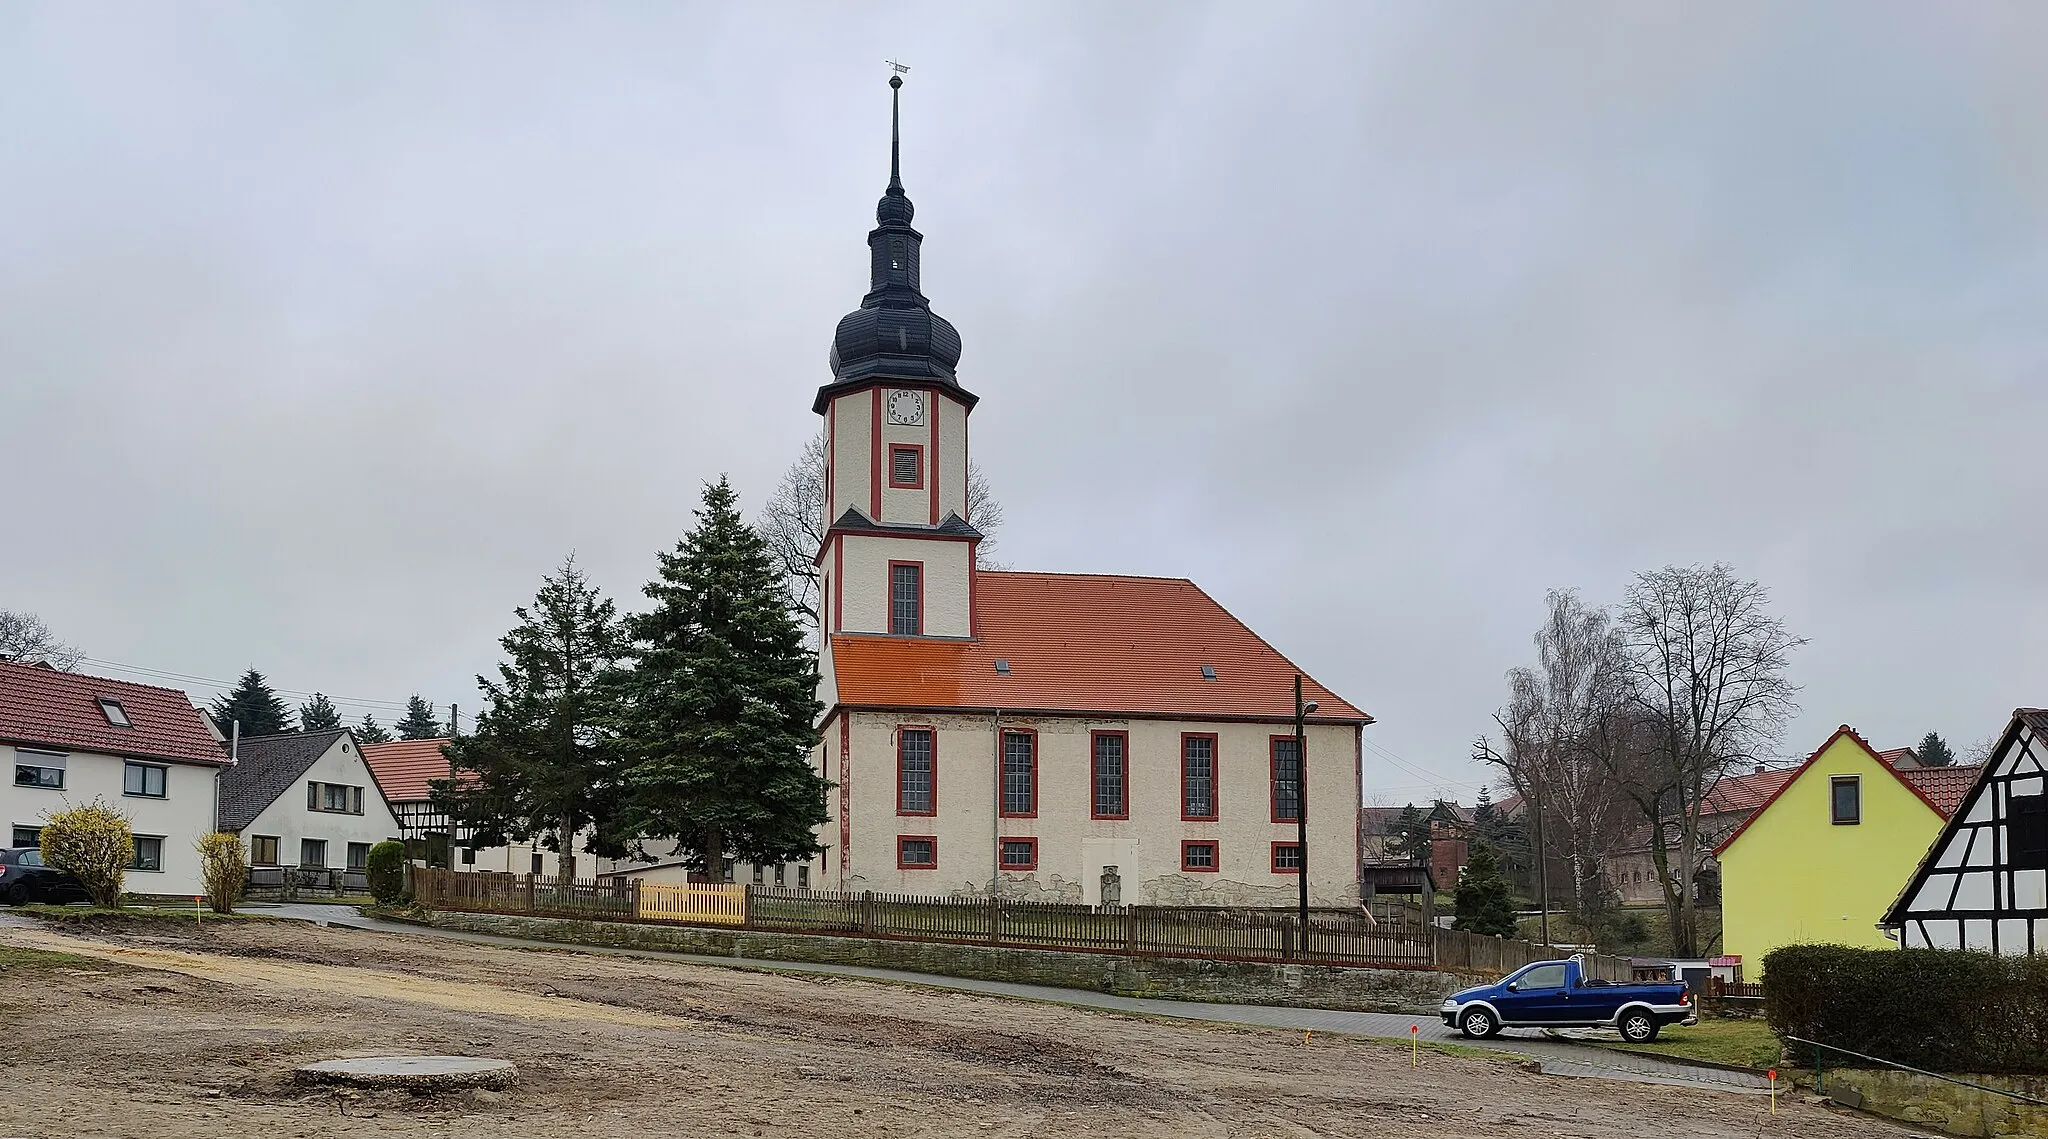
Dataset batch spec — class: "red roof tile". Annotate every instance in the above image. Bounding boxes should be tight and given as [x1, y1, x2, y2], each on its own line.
[1901, 765, 1981, 817]
[360, 738, 454, 803]
[0, 661, 227, 766]
[1702, 768, 1797, 815]
[828, 572, 1369, 723]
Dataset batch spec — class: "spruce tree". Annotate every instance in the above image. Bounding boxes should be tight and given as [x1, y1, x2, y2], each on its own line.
[1918, 731, 1957, 768]
[620, 477, 829, 878]
[436, 556, 628, 881]
[1453, 843, 1518, 937]
[299, 693, 343, 732]
[209, 669, 294, 737]
[355, 713, 392, 744]
[396, 695, 442, 740]
[1387, 803, 1433, 863]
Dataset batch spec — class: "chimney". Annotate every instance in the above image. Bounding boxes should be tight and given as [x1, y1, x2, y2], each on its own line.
[1754, 763, 1766, 775]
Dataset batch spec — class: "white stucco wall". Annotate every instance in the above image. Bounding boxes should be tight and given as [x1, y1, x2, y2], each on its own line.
[828, 389, 873, 521]
[821, 712, 1360, 907]
[3, 742, 222, 898]
[238, 735, 403, 871]
[938, 393, 969, 523]
[837, 534, 973, 638]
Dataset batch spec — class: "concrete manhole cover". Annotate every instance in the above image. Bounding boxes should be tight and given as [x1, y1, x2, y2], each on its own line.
[295, 1056, 515, 1090]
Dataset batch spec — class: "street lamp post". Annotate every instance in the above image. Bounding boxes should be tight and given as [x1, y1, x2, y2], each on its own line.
[1293, 675, 1317, 955]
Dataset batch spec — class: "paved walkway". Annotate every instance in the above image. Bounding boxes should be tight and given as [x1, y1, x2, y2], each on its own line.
[253, 903, 1769, 1094]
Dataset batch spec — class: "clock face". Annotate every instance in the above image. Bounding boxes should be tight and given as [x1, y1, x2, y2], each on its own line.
[886, 389, 925, 426]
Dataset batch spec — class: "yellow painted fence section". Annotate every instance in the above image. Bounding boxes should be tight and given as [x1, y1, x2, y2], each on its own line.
[637, 881, 747, 926]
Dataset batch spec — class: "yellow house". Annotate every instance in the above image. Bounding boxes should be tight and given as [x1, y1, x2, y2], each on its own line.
[1717, 726, 1975, 977]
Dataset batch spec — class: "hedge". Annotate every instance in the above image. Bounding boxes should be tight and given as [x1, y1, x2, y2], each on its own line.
[1764, 944, 2048, 1074]
[366, 840, 408, 905]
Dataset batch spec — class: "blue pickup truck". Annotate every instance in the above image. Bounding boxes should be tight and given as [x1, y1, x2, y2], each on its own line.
[1440, 955, 1694, 1043]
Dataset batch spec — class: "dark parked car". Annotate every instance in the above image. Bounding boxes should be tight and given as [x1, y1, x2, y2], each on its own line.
[0, 847, 90, 905]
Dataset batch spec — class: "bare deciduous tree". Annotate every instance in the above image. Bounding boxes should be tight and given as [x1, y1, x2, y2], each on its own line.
[757, 429, 1005, 626]
[1619, 563, 1803, 956]
[0, 610, 82, 670]
[1481, 590, 1636, 926]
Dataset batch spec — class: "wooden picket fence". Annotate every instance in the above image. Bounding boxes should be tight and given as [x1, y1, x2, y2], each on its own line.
[414, 869, 1631, 977]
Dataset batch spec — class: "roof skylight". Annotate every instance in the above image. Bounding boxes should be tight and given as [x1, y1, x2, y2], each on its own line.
[96, 697, 132, 728]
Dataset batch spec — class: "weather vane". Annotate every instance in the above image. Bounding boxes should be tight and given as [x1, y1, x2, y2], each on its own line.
[886, 59, 910, 76]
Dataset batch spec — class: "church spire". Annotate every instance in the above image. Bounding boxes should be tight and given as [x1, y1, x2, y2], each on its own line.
[817, 72, 974, 413]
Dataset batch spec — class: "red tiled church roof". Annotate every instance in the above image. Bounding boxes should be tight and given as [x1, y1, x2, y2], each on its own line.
[360, 737, 455, 803]
[0, 661, 227, 766]
[829, 572, 1369, 723]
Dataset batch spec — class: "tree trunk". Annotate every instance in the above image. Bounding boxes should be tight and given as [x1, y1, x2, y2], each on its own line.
[557, 817, 577, 885]
[701, 828, 726, 884]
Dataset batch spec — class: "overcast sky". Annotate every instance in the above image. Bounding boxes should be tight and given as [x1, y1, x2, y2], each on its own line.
[5, 3, 2045, 802]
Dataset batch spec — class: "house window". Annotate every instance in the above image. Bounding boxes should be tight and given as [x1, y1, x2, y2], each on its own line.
[1000, 838, 1038, 870]
[889, 445, 924, 489]
[347, 843, 370, 871]
[301, 839, 328, 869]
[11, 826, 41, 849]
[123, 762, 168, 798]
[797, 865, 810, 889]
[1272, 842, 1303, 873]
[308, 782, 365, 814]
[897, 728, 935, 815]
[97, 698, 132, 728]
[1270, 737, 1302, 823]
[1830, 776, 1861, 825]
[1182, 841, 1219, 872]
[889, 562, 923, 635]
[1000, 731, 1037, 817]
[461, 847, 477, 866]
[774, 864, 786, 887]
[128, 836, 164, 872]
[14, 751, 65, 790]
[897, 836, 937, 869]
[2013, 793, 2048, 869]
[251, 835, 280, 866]
[752, 863, 765, 885]
[1091, 732, 1128, 820]
[531, 852, 544, 876]
[1181, 734, 1218, 821]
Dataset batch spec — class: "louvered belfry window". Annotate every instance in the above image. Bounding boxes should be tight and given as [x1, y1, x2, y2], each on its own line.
[890, 446, 922, 488]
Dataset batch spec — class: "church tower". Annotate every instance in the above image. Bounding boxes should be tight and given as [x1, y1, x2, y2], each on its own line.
[814, 75, 980, 640]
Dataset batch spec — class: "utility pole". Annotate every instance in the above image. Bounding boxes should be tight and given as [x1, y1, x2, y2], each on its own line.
[1293, 675, 1317, 955]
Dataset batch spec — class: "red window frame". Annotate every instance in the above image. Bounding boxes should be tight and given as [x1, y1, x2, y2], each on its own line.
[1271, 841, 1303, 874]
[1090, 730, 1130, 820]
[1181, 840, 1220, 873]
[888, 443, 926, 489]
[1179, 732, 1219, 822]
[998, 836, 1038, 871]
[1269, 734, 1302, 824]
[887, 559, 924, 635]
[998, 727, 1039, 818]
[897, 835, 938, 870]
[896, 725, 936, 817]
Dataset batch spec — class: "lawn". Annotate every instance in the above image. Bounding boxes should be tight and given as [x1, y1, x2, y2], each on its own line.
[1592, 1017, 1782, 1070]
[18, 904, 274, 924]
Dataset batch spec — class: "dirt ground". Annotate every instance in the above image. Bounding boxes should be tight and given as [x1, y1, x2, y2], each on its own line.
[0, 916, 1900, 1138]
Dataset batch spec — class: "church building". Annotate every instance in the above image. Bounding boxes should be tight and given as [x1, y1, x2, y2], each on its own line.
[803, 78, 1371, 907]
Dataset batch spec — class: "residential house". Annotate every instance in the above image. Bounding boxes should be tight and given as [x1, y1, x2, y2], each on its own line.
[359, 738, 577, 877]
[218, 729, 402, 890]
[804, 84, 1372, 906]
[1716, 726, 1977, 976]
[1601, 766, 1796, 906]
[0, 661, 228, 898]
[1884, 708, 2048, 954]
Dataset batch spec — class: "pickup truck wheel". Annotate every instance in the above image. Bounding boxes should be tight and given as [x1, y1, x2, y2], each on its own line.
[1458, 1008, 1498, 1040]
[1618, 1011, 1659, 1043]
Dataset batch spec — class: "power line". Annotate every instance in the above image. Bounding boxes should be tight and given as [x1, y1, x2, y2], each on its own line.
[78, 657, 420, 714]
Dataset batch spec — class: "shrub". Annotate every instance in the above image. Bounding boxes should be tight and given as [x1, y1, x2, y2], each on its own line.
[1764, 944, 2048, 1074]
[1452, 844, 1518, 937]
[39, 799, 133, 908]
[195, 832, 246, 914]
[366, 840, 407, 905]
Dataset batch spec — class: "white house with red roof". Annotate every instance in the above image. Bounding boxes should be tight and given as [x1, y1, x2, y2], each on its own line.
[0, 661, 228, 899]
[799, 80, 1372, 906]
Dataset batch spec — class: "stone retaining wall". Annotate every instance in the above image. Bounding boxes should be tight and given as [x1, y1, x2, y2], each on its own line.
[420, 910, 1470, 1013]
[1810, 1068, 2048, 1138]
